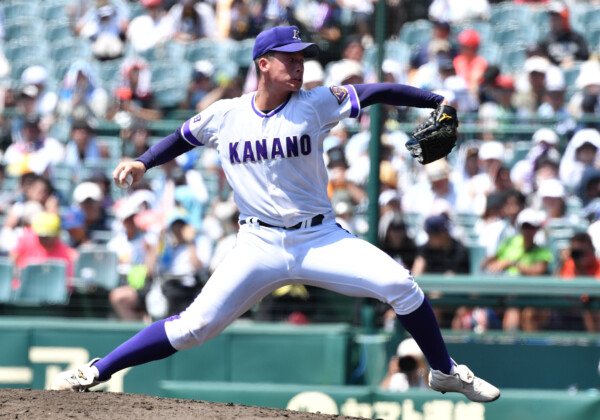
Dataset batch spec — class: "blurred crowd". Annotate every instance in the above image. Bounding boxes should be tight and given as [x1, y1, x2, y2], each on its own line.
[1, 0, 600, 334]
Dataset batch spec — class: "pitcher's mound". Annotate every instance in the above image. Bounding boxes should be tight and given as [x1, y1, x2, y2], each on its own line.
[0, 388, 367, 420]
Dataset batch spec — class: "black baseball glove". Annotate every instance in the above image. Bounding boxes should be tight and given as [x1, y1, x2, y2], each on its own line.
[405, 104, 459, 165]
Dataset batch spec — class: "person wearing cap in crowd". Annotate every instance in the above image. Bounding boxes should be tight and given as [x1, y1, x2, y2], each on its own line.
[380, 337, 428, 392]
[559, 128, 600, 191]
[567, 59, 600, 121]
[428, 0, 490, 24]
[127, 0, 174, 53]
[410, 20, 457, 71]
[403, 158, 458, 216]
[57, 59, 109, 119]
[72, 181, 111, 241]
[0, 200, 44, 256]
[557, 232, 600, 331]
[302, 60, 325, 91]
[107, 57, 162, 122]
[168, 0, 217, 43]
[478, 74, 518, 124]
[453, 29, 487, 95]
[481, 208, 552, 277]
[64, 110, 104, 177]
[324, 36, 365, 86]
[3, 114, 65, 177]
[20, 65, 58, 118]
[514, 55, 552, 115]
[455, 141, 505, 215]
[537, 178, 569, 221]
[108, 195, 159, 321]
[326, 146, 366, 210]
[9, 212, 78, 281]
[378, 211, 418, 270]
[411, 213, 470, 277]
[74, 0, 129, 61]
[61, 206, 89, 248]
[122, 118, 153, 158]
[510, 127, 561, 195]
[180, 60, 216, 111]
[157, 207, 209, 316]
[538, 67, 575, 139]
[539, 2, 589, 68]
[410, 39, 454, 91]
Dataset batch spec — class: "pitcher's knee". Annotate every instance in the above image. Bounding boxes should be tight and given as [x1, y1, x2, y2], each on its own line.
[386, 277, 425, 315]
[164, 313, 223, 350]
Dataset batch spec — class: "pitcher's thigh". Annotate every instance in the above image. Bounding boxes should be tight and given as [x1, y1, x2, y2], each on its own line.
[165, 233, 290, 349]
[299, 233, 424, 315]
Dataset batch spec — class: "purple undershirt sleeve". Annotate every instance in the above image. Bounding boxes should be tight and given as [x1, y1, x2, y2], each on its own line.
[135, 129, 195, 170]
[353, 83, 444, 109]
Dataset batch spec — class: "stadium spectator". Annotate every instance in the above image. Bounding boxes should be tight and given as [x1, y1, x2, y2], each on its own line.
[179, 60, 216, 111]
[57, 60, 109, 119]
[568, 59, 600, 121]
[428, 0, 490, 24]
[478, 74, 518, 123]
[168, 0, 217, 42]
[19, 66, 58, 118]
[71, 181, 111, 240]
[510, 127, 561, 195]
[107, 57, 162, 121]
[402, 158, 458, 216]
[535, 178, 571, 222]
[559, 128, 600, 192]
[453, 29, 487, 96]
[539, 2, 589, 68]
[456, 141, 505, 215]
[577, 166, 600, 208]
[108, 197, 158, 321]
[3, 114, 64, 177]
[411, 213, 470, 276]
[302, 60, 325, 91]
[538, 65, 577, 138]
[380, 338, 429, 392]
[557, 232, 600, 332]
[410, 20, 456, 70]
[64, 113, 105, 178]
[0, 200, 44, 256]
[61, 206, 90, 249]
[410, 39, 453, 91]
[9, 212, 78, 280]
[378, 211, 418, 269]
[126, 0, 174, 53]
[122, 119, 152, 159]
[324, 36, 366, 86]
[514, 56, 551, 116]
[478, 189, 526, 258]
[74, 0, 129, 60]
[482, 208, 551, 276]
[156, 208, 208, 316]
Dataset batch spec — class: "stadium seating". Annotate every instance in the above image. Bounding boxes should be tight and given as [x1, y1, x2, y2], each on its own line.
[0, 259, 13, 303]
[13, 261, 69, 305]
[75, 248, 120, 291]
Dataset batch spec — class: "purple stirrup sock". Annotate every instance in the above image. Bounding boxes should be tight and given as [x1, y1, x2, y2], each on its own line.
[94, 318, 178, 381]
[396, 298, 453, 374]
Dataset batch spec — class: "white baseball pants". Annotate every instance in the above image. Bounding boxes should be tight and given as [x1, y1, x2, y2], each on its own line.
[165, 217, 424, 350]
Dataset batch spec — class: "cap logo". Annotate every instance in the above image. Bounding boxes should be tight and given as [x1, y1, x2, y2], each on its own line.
[293, 29, 301, 40]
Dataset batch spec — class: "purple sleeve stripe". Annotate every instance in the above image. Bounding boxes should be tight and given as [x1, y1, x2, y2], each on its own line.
[353, 83, 444, 109]
[345, 85, 360, 118]
[181, 119, 201, 146]
[135, 129, 195, 170]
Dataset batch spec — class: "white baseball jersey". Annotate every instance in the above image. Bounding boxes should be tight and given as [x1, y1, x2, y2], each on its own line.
[179, 85, 361, 227]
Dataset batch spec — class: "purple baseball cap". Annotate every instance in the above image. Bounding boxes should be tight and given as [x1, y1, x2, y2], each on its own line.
[252, 26, 320, 60]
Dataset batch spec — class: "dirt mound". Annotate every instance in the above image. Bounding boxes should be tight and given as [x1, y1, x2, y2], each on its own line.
[0, 388, 367, 420]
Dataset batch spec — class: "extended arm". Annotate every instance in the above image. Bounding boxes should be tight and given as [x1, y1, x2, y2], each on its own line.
[353, 83, 444, 109]
[135, 129, 195, 171]
[112, 128, 195, 186]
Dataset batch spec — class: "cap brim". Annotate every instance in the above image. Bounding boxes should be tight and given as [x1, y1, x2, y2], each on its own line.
[271, 43, 320, 58]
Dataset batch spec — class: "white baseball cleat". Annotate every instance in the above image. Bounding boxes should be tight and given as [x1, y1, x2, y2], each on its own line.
[51, 358, 105, 392]
[429, 360, 500, 403]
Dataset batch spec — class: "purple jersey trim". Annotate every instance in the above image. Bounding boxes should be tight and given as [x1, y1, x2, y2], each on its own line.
[251, 94, 291, 117]
[181, 119, 201, 146]
[344, 84, 360, 118]
[353, 83, 444, 109]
